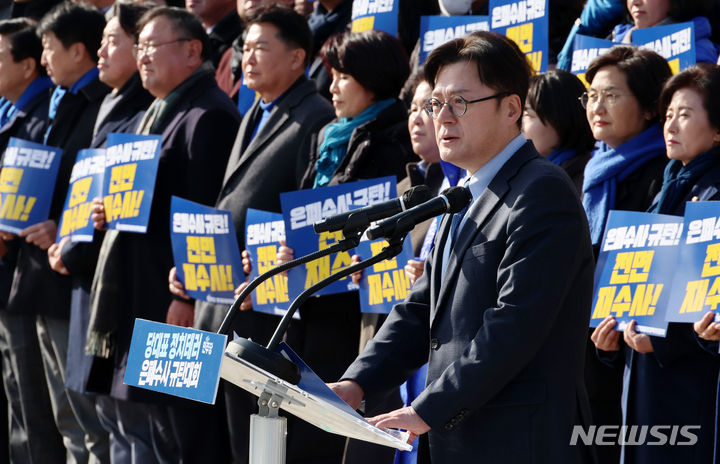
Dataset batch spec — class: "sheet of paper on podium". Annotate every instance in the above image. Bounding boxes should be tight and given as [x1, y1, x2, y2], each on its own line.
[220, 341, 412, 451]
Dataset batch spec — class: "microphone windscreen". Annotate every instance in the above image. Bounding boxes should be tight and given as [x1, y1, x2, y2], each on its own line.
[442, 186, 472, 213]
[401, 185, 432, 209]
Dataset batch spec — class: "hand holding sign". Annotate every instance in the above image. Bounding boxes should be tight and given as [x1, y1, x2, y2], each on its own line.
[48, 236, 70, 275]
[623, 320, 654, 353]
[694, 311, 720, 341]
[92, 197, 106, 230]
[20, 219, 56, 250]
[590, 316, 621, 352]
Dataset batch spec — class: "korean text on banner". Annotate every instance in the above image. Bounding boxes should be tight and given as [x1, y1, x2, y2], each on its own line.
[490, 0, 548, 72]
[57, 148, 105, 242]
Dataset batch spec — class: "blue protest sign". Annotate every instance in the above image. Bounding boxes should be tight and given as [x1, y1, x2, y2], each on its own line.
[245, 208, 298, 318]
[571, 34, 615, 86]
[57, 148, 105, 243]
[0, 137, 62, 234]
[665, 202, 720, 323]
[170, 196, 243, 305]
[102, 133, 161, 233]
[632, 22, 695, 74]
[590, 210, 683, 337]
[124, 319, 227, 404]
[351, 0, 398, 36]
[490, 0, 548, 72]
[355, 237, 413, 314]
[279, 177, 395, 298]
[419, 15, 490, 64]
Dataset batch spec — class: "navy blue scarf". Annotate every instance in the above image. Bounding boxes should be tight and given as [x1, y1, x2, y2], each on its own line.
[547, 148, 577, 165]
[582, 124, 666, 245]
[650, 147, 719, 215]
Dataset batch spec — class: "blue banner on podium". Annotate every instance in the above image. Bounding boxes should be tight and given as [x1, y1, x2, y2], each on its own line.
[124, 319, 227, 404]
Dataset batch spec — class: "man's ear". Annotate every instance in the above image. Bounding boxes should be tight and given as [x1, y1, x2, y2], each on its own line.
[68, 41, 89, 64]
[20, 56, 37, 80]
[505, 93, 522, 126]
[186, 38, 203, 66]
[289, 47, 306, 72]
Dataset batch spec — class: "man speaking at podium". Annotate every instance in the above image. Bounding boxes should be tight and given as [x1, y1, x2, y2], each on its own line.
[331, 32, 596, 463]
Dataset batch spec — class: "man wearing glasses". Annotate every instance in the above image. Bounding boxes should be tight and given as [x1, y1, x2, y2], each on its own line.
[89, 6, 240, 462]
[331, 32, 596, 463]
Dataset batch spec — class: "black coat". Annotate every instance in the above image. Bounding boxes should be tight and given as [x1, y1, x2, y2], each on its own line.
[300, 99, 415, 189]
[6, 77, 110, 319]
[0, 83, 51, 310]
[91, 71, 240, 401]
[63, 73, 153, 394]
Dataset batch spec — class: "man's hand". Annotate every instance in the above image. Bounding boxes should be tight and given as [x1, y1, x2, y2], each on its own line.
[166, 299, 194, 327]
[241, 249, 252, 275]
[276, 240, 294, 274]
[624, 320, 654, 353]
[20, 220, 57, 250]
[48, 236, 70, 275]
[590, 316, 621, 351]
[91, 197, 106, 230]
[350, 254, 362, 284]
[328, 379, 364, 410]
[694, 311, 720, 341]
[168, 267, 190, 300]
[404, 259, 425, 286]
[367, 406, 431, 444]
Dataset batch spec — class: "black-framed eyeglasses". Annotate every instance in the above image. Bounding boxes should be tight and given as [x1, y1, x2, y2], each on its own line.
[423, 92, 511, 119]
[132, 38, 191, 57]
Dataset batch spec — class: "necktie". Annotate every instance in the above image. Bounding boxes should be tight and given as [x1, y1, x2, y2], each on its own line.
[441, 204, 469, 277]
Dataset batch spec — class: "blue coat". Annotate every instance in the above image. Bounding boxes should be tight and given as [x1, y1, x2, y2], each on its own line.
[344, 142, 596, 464]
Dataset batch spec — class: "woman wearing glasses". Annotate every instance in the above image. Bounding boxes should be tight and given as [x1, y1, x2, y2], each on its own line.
[522, 70, 595, 193]
[593, 64, 720, 464]
[581, 45, 671, 464]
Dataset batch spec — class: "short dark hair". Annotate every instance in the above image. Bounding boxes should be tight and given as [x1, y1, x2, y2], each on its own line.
[527, 70, 595, 155]
[0, 18, 45, 76]
[246, 6, 313, 67]
[322, 30, 409, 101]
[400, 67, 428, 109]
[659, 63, 720, 130]
[114, 1, 153, 40]
[424, 31, 533, 127]
[137, 6, 209, 61]
[37, 2, 106, 63]
[586, 46, 672, 123]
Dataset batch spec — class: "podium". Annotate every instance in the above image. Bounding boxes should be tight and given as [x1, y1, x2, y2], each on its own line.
[221, 339, 412, 464]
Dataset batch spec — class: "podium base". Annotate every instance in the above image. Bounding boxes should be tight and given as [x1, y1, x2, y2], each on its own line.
[250, 413, 286, 464]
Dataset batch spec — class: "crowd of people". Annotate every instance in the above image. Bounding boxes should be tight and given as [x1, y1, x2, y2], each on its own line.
[0, 0, 719, 463]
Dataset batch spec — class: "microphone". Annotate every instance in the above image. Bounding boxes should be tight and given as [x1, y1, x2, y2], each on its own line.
[312, 185, 432, 233]
[366, 186, 472, 240]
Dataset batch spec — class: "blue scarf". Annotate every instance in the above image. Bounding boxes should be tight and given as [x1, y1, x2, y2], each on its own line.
[582, 124, 666, 245]
[313, 98, 395, 188]
[650, 147, 719, 215]
[548, 148, 577, 166]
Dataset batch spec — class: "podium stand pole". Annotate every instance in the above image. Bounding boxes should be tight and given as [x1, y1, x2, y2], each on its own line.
[250, 390, 287, 464]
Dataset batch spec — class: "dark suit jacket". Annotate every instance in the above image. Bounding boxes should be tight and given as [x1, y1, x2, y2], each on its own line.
[62, 73, 153, 394]
[6, 77, 110, 319]
[344, 141, 596, 464]
[92, 71, 240, 401]
[194, 76, 334, 334]
[0, 86, 51, 310]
